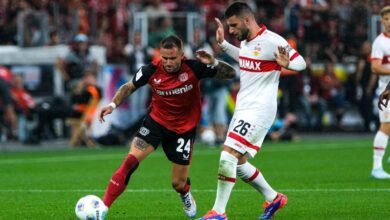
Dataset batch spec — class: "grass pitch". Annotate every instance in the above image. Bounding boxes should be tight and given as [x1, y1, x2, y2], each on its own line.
[0, 138, 389, 219]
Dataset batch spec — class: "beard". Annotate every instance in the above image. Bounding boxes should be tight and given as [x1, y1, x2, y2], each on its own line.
[237, 27, 250, 41]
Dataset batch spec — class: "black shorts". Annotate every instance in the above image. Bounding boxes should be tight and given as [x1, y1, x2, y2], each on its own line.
[135, 115, 196, 165]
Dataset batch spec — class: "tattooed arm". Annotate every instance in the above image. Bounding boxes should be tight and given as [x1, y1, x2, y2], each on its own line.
[214, 59, 236, 79]
[99, 81, 137, 122]
[111, 81, 137, 106]
[196, 50, 236, 79]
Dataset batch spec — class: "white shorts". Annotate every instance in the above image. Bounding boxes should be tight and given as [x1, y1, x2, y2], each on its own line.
[224, 111, 273, 158]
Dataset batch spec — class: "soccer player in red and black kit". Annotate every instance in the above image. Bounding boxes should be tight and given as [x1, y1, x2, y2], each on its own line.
[98, 35, 236, 218]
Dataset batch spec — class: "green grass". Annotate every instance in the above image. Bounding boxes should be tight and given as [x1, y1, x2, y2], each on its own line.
[0, 138, 390, 219]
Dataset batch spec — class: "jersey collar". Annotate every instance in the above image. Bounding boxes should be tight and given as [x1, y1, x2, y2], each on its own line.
[384, 32, 390, 38]
[248, 24, 267, 42]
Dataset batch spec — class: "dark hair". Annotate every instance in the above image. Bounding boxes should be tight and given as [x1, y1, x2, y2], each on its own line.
[380, 6, 390, 17]
[160, 35, 183, 50]
[225, 2, 254, 19]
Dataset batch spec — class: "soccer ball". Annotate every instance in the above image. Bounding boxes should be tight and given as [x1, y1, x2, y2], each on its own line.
[200, 128, 216, 146]
[75, 195, 108, 220]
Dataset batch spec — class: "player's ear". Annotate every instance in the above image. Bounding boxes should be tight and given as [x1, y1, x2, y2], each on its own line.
[244, 15, 251, 26]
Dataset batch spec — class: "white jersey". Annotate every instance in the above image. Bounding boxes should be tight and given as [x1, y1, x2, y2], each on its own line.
[221, 26, 300, 126]
[221, 25, 305, 158]
[372, 33, 390, 93]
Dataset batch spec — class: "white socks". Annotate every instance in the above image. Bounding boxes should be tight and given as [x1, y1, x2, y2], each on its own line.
[212, 151, 238, 214]
[373, 131, 388, 170]
[237, 162, 277, 202]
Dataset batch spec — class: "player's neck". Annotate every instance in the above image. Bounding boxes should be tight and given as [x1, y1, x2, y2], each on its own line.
[247, 24, 264, 41]
[163, 66, 182, 74]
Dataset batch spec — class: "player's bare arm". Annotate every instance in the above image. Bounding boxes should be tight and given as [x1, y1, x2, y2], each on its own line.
[99, 81, 137, 122]
[196, 50, 235, 79]
[379, 82, 390, 110]
[111, 81, 137, 106]
[372, 60, 390, 75]
[214, 60, 236, 79]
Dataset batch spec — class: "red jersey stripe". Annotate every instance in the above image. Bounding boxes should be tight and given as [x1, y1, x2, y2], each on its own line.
[382, 55, 390, 64]
[239, 56, 281, 72]
[374, 146, 385, 151]
[370, 56, 390, 64]
[289, 52, 299, 61]
[228, 132, 260, 151]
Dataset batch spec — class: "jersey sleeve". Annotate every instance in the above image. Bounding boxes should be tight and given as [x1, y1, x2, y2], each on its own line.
[185, 60, 218, 79]
[371, 37, 383, 60]
[271, 33, 306, 71]
[269, 33, 292, 57]
[273, 35, 299, 60]
[219, 40, 240, 62]
[132, 64, 156, 88]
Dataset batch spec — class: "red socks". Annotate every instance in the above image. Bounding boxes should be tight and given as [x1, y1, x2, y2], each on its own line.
[103, 154, 139, 207]
[175, 177, 191, 195]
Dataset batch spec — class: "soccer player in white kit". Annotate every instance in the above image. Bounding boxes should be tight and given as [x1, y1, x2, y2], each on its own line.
[199, 2, 306, 220]
[370, 6, 390, 179]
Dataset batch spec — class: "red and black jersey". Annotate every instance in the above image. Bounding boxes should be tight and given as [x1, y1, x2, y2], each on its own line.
[132, 59, 217, 134]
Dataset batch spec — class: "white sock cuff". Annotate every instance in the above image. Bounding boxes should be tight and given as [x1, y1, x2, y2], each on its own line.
[377, 131, 388, 138]
[220, 151, 238, 163]
[236, 162, 247, 169]
[374, 131, 389, 148]
[237, 162, 256, 179]
[218, 151, 238, 178]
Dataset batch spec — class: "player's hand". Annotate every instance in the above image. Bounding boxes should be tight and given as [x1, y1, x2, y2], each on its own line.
[215, 18, 225, 44]
[275, 46, 290, 68]
[378, 89, 390, 111]
[99, 105, 114, 123]
[196, 50, 214, 65]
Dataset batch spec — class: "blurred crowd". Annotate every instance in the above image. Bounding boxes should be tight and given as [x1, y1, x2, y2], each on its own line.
[1, 0, 390, 146]
[0, 0, 389, 59]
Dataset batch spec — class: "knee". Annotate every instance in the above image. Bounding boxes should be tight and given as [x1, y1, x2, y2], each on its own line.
[218, 151, 239, 175]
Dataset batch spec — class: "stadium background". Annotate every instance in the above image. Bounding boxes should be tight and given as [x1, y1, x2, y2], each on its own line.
[0, 0, 389, 145]
[1, 0, 390, 219]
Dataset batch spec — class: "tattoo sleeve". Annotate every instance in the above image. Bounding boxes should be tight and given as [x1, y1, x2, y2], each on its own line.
[112, 81, 137, 106]
[215, 60, 236, 79]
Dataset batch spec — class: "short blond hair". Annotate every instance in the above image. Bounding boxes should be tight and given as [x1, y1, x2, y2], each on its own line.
[380, 6, 390, 17]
